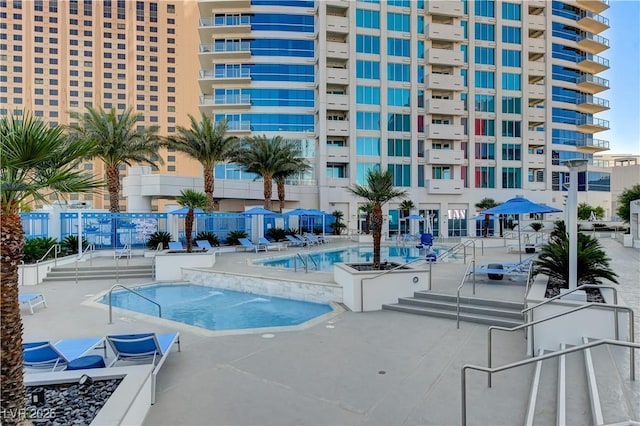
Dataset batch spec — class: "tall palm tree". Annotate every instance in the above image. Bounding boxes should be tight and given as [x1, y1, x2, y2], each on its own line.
[399, 200, 415, 234]
[176, 189, 208, 253]
[348, 169, 408, 269]
[535, 221, 618, 286]
[1, 114, 102, 424]
[67, 106, 161, 212]
[232, 135, 301, 211]
[273, 148, 310, 213]
[163, 114, 239, 212]
[475, 197, 498, 237]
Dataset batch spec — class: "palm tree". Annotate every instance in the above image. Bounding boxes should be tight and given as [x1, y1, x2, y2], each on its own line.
[1, 114, 102, 424]
[360, 202, 374, 235]
[348, 169, 408, 269]
[176, 189, 208, 253]
[535, 221, 618, 286]
[330, 210, 346, 235]
[232, 135, 302, 211]
[475, 197, 498, 237]
[399, 200, 415, 234]
[67, 106, 161, 212]
[163, 114, 239, 212]
[273, 152, 310, 213]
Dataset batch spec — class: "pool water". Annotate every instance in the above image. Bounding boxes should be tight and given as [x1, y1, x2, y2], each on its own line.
[254, 245, 447, 271]
[103, 284, 332, 331]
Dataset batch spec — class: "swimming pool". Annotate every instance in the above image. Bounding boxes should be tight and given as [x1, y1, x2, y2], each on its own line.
[254, 245, 448, 272]
[103, 284, 333, 331]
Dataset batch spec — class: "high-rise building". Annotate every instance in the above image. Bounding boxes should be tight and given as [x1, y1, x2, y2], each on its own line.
[197, 0, 613, 236]
[1, 0, 201, 211]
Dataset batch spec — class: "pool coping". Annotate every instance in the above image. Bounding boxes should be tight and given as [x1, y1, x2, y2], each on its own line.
[84, 281, 345, 338]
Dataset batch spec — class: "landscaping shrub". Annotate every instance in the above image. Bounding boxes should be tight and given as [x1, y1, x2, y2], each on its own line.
[146, 231, 172, 249]
[530, 222, 544, 232]
[225, 230, 248, 245]
[195, 231, 220, 247]
[62, 235, 88, 255]
[23, 237, 59, 264]
[265, 227, 287, 242]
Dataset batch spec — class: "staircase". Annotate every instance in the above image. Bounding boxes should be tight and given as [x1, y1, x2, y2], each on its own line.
[42, 263, 153, 282]
[382, 291, 525, 328]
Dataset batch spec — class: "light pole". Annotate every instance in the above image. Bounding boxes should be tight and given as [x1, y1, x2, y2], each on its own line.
[562, 159, 588, 291]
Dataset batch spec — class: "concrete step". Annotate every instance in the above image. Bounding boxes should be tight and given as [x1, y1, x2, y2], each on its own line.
[42, 272, 153, 282]
[412, 291, 525, 311]
[43, 264, 153, 282]
[565, 344, 591, 425]
[382, 303, 523, 328]
[49, 265, 152, 273]
[395, 296, 524, 321]
[530, 348, 558, 426]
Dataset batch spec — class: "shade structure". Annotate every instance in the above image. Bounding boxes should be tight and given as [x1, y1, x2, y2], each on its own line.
[168, 207, 205, 215]
[241, 207, 278, 216]
[283, 208, 327, 235]
[242, 207, 278, 240]
[282, 208, 309, 217]
[483, 197, 562, 262]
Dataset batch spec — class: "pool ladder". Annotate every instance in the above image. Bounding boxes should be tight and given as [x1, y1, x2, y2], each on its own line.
[293, 253, 318, 273]
[108, 284, 162, 324]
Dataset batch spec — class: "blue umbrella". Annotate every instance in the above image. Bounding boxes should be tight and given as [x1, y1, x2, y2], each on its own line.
[168, 207, 205, 215]
[483, 197, 562, 262]
[282, 208, 309, 216]
[242, 207, 278, 216]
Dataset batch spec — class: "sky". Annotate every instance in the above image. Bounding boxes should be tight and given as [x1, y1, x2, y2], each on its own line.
[599, 0, 640, 154]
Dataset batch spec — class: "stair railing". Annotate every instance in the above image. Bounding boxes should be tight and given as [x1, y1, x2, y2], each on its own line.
[35, 244, 62, 283]
[487, 302, 634, 387]
[359, 256, 433, 313]
[522, 261, 536, 306]
[108, 284, 161, 324]
[437, 239, 478, 264]
[294, 253, 307, 272]
[522, 284, 620, 346]
[456, 260, 477, 329]
[74, 243, 96, 285]
[461, 339, 640, 426]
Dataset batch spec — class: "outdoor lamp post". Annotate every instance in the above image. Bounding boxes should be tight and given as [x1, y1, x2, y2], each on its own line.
[562, 159, 588, 291]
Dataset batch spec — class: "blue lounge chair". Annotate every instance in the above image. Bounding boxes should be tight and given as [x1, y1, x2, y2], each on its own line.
[168, 241, 183, 251]
[295, 234, 318, 245]
[195, 240, 214, 252]
[23, 336, 105, 371]
[258, 237, 286, 251]
[285, 234, 306, 247]
[19, 293, 47, 314]
[238, 238, 267, 253]
[304, 233, 326, 244]
[106, 332, 181, 404]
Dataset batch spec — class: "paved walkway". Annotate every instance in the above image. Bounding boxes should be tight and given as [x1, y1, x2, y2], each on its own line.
[20, 237, 639, 425]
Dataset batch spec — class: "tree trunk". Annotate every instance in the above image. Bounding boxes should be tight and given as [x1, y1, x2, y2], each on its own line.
[276, 178, 285, 213]
[372, 205, 383, 269]
[203, 166, 217, 212]
[106, 165, 121, 213]
[262, 175, 273, 210]
[1, 210, 26, 425]
[483, 215, 490, 237]
[185, 210, 194, 253]
[499, 215, 504, 237]
[364, 212, 371, 234]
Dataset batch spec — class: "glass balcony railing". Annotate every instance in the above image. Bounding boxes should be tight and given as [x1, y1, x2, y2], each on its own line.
[199, 41, 251, 53]
[199, 68, 251, 79]
[581, 12, 609, 27]
[578, 138, 609, 149]
[579, 32, 610, 47]
[577, 74, 610, 87]
[199, 15, 251, 27]
[227, 120, 251, 131]
[578, 116, 610, 128]
[580, 53, 609, 68]
[199, 94, 251, 105]
[578, 95, 609, 108]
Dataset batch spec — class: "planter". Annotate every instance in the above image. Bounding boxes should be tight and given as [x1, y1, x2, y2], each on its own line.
[334, 262, 429, 312]
[154, 251, 216, 281]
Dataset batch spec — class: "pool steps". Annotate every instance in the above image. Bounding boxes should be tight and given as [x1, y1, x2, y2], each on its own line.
[42, 264, 153, 282]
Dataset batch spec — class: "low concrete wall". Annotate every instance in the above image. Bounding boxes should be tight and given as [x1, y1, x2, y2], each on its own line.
[335, 263, 429, 312]
[182, 269, 341, 304]
[154, 251, 217, 281]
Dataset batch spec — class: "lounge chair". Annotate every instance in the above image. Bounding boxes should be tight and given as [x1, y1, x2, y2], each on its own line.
[238, 238, 267, 253]
[195, 240, 214, 252]
[476, 255, 537, 280]
[19, 293, 47, 314]
[23, 336, 105, 372]
[258, 237, 286, 251]
[168, 241, 183, 251]
[106, 332, 181, 404]
[304, 233, 326, 244]
[295, 234, 318, 245]
[285, 234, 306, 247]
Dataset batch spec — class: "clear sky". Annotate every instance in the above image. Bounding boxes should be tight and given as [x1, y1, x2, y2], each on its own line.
[599, 0, 640, 154]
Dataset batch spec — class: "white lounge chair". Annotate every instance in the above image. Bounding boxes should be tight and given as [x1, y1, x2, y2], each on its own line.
[258, 237, 286, 251]
[19, 293, 47, 314]
[238, 238, 267, 253]
[106, 332, 181, 404]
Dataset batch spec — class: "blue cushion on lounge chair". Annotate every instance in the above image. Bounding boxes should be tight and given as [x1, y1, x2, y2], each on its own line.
[23, 337, 105, 372]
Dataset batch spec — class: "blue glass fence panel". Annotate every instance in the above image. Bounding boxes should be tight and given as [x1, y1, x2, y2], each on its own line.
[20, 212, 49, 239]
[173, 212, 246, 244]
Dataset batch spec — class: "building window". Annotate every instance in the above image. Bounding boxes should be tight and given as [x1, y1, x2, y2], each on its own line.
[356, 35, 380, 54]
[474, 23, 495, 41]
[502, 73, 521, 90]
[502, 167, 521, 188]
[356, 60, 380, 80]
[356, 137, 380, 156]
[475, 71, 495, 89]
[475, 0, 495, 17]
[502, 2, 521, 21]
[474, 94, 495, 112]
[502, 26, 522, 44]
[502, 96, 521, 114]
[387, 164, 411, 186]
[474, 46, 495, 65]
[502, 144, 522, 160]
[475, 166, 495, 188]
[356, 9, 380, 29]
[474, 119, 495, 136]
[501, 120, 521, 137]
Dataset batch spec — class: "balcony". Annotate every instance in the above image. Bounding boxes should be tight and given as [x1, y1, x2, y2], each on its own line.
[326, 67, 349, 86]
[425, 124, 464, 140]
[576, 138, 609, 153]
[326, 15, 348, 35]
[426, 1, 463, 17]
[526, 153, 546, 168]
[528, 61, 545, 77]
[199, 41, 251, 62]
[576, 32, 609, 55]
[426, 48, 463, 66]
[527, 84, 546, 99]
[326, 0, 349, 9]
[576, 116, 609, 133]
[424, 149, 464, 165]
[576, 74, 609, 94]
[576, 54, 609, 74]
[198, 16, 251, 40]
[425, 179, 464, 195]
[326, 94, 349, 111]
[527, 131, 546, 146]
[326, 41, 349, 59]
[425, 74, 464, 91]
[529, 15, 546, 33]
[575, 0, 609, 14]
[198, 68, 250, 91]
[528, 107, 546, 126]
[527, 38, 545, 55]
[199, 94, 251, 110]
[426, 23, 464, 42]
[577, 13, 609, 34]
[199, 0, 250, 13]
[425, 98, 464, 115]
[226, 120, 252, 134]
[326, 145, 350, 159]
[325, 119, 350, 136]
[576, 95, 609, 114]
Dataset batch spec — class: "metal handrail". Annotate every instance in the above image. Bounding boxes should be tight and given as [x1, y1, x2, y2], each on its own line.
[108, 284, 161, 324]
[294, 253, 307, 272]
[438, 239, 477, 264]
[462, 339, 640, 426]
[522, 261, 535, 306]
[35, 244, 61, 283]
[75, 243, 96, 285]
[456, 260, 477, 329]
[488, 303, 634, 387]
[307, 254, 318, 271]
[359, 255, 432, 312]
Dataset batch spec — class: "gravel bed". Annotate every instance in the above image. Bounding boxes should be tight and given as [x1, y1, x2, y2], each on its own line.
[25, 378, 122, 425]
[545, 277, 605, 302]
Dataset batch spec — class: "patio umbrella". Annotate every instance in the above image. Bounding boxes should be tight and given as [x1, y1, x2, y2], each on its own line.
[304, 209, 329, 237]
[242, 207, 278, 240]
[168, 207, 205, 215]
[483, 197, 562, 262]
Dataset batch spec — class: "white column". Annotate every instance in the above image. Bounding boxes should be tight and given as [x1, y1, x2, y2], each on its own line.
[563, 159, 588, 291]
